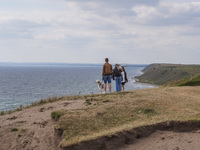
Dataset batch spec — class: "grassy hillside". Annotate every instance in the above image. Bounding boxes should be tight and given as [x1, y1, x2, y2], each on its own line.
[165, 73, 200, 87]
[136, 63, 200, 85]
[53, 87, 200, 148]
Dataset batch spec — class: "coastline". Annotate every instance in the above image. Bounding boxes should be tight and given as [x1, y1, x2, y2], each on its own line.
[0, 64, 157, 113]
[0, 64, 148, 112]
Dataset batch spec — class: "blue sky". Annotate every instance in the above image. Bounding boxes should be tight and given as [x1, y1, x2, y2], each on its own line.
[0, 0, 200, 64]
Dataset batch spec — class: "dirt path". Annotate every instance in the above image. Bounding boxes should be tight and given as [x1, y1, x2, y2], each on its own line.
[119, 130, 200, 150]
[0, 99, 86, 150]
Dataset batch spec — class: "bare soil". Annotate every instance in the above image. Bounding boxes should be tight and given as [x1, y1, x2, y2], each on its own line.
[0, 99, 86, 150]
[119, 130, 200, 150]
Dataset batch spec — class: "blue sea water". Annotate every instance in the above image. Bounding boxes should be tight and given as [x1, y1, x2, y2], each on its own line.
[0, 63, 155, 111]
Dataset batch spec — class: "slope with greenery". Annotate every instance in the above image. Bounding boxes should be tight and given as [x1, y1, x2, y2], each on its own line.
[136, 63, 200, 85]
[165, 73, 200, 87]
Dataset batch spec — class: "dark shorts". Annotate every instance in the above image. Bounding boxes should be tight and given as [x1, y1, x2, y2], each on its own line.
[122, 82, 126, 85]
[103, 75, 111, 83]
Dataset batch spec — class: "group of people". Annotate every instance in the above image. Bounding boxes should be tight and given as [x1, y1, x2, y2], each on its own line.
[102, 58, 128, 93]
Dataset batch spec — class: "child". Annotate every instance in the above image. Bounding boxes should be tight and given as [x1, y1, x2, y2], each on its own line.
[121, 66, 128, 91]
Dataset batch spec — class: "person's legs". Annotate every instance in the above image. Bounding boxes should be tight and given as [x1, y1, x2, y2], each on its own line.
[115, 77, 121, 92]
[122, 84, 124, 91]
[115, 77, 118, 92]
[104, 83, 107, 92]
[108, 75, 112, 93]
[121, 82, 125, 91]
[103, 76, 107, 92]
[119, 76, 122, 91]
[109, 83, 111, 93]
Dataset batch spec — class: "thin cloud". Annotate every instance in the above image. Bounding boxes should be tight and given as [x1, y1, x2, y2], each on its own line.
[131, 2, 200, 26]
[0, 0, 200, 64]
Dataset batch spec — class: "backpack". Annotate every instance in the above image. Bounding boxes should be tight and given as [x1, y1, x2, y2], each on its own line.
[113, 68, 121, 77]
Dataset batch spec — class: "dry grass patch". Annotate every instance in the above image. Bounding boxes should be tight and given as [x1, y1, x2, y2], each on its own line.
[55, 86, 200, 148]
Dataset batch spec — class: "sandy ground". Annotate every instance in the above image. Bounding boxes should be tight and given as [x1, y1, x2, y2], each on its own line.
[0, 99, 86, 150]
[119, 130, 200, 150]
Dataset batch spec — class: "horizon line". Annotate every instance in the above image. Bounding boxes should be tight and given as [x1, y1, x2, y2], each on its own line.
[0, 62, 149, 65]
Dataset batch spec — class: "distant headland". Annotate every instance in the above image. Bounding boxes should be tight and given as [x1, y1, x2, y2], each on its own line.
[135, 63, 200, 86]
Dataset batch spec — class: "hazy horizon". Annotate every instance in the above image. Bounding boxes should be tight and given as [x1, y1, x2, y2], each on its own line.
[0, 62, 199, 65]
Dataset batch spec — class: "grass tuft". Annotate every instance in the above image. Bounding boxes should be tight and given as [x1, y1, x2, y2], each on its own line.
[138, 108, 158, 117]
[20, 129, 27, 133]
[0, 111, 5, 115]
[18, 134, 22, 137]
[51, 110, 65, 121]
[11, 128, 19, 132]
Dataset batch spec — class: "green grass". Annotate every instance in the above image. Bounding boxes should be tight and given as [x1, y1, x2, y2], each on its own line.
[165, 73, 200, 87]
[11, 128, 19, 132]
[51, 110, 65, 120]
[136, 64, 200, 85]
[18, 134, 22, 137]
[20, 129, 27, 133]
[135, 107, 158, 117]
[0, 111, 5, 115]
[179, 74, 200, 86]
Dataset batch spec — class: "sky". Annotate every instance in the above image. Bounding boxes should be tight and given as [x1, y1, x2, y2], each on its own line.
[0, 0, 200, 64]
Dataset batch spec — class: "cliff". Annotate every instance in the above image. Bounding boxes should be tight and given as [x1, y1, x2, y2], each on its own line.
[136, 63, 200, 85]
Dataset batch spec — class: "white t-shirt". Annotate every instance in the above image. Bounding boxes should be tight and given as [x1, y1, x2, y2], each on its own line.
[121, 71, 125, 82]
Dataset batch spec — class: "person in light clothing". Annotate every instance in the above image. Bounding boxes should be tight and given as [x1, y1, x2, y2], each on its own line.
[121, 66, 128, 91]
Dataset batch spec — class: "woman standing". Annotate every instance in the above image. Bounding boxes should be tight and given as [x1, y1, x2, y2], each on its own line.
[113, 64, 122, 92]
[121, 66, 128, 91]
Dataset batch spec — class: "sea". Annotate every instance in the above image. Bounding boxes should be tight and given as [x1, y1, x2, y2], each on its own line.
[0, 63, 156, 111]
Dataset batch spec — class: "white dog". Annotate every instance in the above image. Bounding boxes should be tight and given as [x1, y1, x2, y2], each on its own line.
[95, 80, 105, 94]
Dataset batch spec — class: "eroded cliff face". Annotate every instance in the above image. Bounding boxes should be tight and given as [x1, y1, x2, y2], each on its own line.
[60, 121, 200, 150]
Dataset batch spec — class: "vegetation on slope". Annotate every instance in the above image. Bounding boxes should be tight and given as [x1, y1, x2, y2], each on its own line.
[53, 87, 200, 148]
[136, 63, 200, 85]
[180, 74, 200, 86]
[165, 73, 200, 87]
